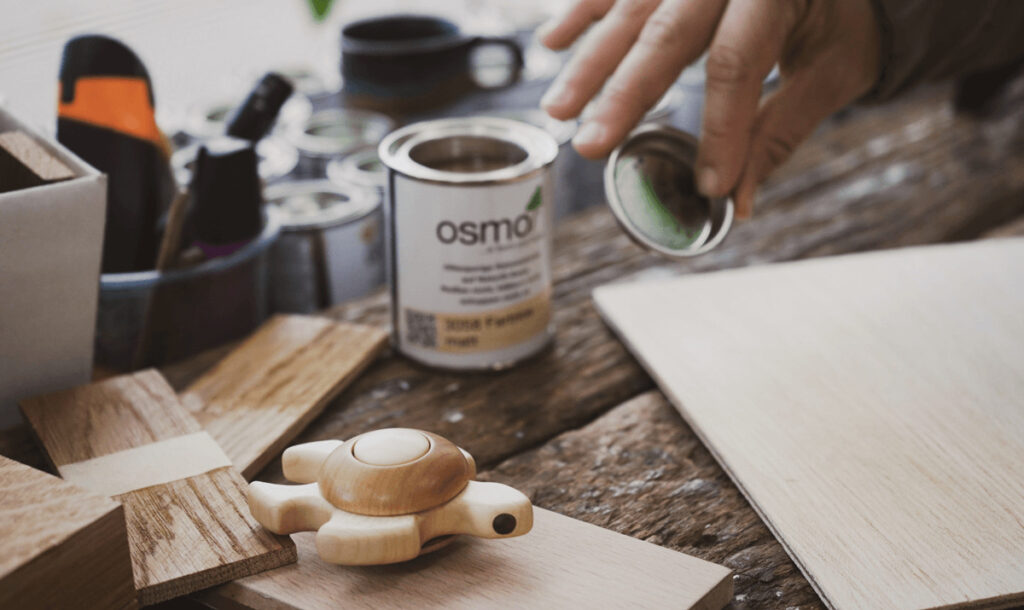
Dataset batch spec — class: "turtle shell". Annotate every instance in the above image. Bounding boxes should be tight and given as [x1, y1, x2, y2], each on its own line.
[318, 428, 476, 516]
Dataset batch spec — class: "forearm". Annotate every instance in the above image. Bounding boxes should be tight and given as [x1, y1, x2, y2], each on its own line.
[868, 0, 1024, 99]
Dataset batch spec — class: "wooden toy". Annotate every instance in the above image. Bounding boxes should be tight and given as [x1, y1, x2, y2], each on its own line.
[248, 428, 533, 565]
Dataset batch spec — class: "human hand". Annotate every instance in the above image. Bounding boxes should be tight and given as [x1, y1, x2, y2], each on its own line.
[538, 0, 882, 218]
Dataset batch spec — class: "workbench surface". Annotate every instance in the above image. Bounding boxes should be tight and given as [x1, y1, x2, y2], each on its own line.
[4, 77, 1024, 609]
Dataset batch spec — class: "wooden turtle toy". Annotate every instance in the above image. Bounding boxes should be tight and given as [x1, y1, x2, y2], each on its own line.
[248, 428, 533, 565]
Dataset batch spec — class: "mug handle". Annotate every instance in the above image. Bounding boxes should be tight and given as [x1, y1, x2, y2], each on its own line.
[468, 36, 525, 89]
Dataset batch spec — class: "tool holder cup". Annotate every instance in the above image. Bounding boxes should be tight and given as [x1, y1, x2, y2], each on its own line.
[95, 209, 281, 369]
[248, 428, 534, 566]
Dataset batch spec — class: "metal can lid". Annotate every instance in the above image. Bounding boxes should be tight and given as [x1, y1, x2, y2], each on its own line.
[379, 117, 558, 185]
[326, 146, 386, 191]
[289, 108, 396, 158]
[264, 180, 379, 230]
[604, 124, 733, 258]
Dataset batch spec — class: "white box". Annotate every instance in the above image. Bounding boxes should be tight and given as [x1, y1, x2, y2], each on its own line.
[0, 105, 106, 426]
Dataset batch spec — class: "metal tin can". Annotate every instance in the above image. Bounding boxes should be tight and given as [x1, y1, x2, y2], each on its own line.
[326, 145, 386, 196]
[183, 94, 312, 143]
[289, 109, 396, 179]
[605, 124, 733, 258]
[379, 117, 558, 370]
[172, 137, 298, 186]
[265, 180, 384, 313]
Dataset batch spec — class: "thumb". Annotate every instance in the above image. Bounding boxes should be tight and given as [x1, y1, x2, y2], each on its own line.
[733, 68, 850, 219]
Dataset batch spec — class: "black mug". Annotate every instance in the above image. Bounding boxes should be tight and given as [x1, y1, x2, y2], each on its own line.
[341, 14, 524, 114]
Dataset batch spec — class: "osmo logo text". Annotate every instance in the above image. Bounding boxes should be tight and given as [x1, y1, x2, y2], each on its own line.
[436, 213, 534, 246]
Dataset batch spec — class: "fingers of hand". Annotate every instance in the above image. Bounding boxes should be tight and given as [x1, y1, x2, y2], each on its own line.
[537, 0, 616, 50]
[572, 0, 727, 158]
[541, 0, 661, 120]
[733, 70, 841, 219]
[695, 0, 795, 199]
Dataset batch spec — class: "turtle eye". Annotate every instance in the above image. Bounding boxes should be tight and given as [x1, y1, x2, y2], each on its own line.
[492, 513, 516, 535]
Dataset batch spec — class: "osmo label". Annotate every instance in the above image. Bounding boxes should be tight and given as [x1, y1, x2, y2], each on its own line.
[380, 118, 558, 370]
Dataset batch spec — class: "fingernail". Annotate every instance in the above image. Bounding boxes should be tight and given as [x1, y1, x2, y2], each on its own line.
[573, 122, 607, 148]
[540, 85, 569, 111]
[697, 166, 719, 197]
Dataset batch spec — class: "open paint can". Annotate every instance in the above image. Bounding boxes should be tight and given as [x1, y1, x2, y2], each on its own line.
[379, 117, 558, 370]
[265, 180, 384, 313]
[172, 137, 298, 186]
[327, 146, 386, 197]
[605, 124, 733, 258]
[289, 109, 395, 179]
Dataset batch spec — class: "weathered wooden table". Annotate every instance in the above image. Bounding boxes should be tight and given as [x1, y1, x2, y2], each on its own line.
[4, 77, 1024, 609]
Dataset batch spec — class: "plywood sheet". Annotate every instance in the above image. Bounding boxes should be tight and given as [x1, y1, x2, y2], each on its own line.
[593, 239, 1024, 609]
[20, 370, 296, 605]
[180, 315, 388, 479]
[201, 507, 733, 610]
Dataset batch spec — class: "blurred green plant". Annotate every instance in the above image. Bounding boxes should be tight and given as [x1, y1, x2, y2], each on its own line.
[307, 0, 336, 21]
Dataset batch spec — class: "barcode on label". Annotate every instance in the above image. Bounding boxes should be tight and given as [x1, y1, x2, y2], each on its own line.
[405, 308, 437, 348]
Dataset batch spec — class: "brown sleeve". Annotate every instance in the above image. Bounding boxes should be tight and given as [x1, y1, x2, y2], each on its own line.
[866, 0, 1024, 100]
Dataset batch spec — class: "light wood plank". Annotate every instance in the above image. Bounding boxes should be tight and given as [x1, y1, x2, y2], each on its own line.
[0, 455, 137, 609]
[179, 315, 388, 480]
[594, 239, 1024, 609]
[19, 370, 297, 606]
[201, 507, 733, 610]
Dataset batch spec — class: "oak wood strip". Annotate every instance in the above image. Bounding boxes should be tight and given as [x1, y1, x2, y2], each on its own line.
[479, 391, 822, 609]
[0, 455, 137, 610]
[179, 315, 388, 480]
[201, 507, 733, 610]
[19, 371, 296, 606]
[594, 239, 1024, 609]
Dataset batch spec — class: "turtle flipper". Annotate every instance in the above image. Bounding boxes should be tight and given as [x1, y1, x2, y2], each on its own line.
[248, 482, 334, 534]
[315, 510, 421, 565]
[282, 439, 344, 483]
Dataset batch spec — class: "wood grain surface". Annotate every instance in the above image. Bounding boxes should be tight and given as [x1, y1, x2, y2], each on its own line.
[594, 239, 1024, 609]
[0, 455, 137, 610]
[19, 371, 296, 605]
[2, 80, 1024, 608]
[179, 315, 388, 479]
[0, 130, 74, 192]
[202, 507, 733, 610]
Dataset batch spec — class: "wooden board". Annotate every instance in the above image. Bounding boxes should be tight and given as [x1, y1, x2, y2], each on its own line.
[593, 239, 1024, 610]
[19, 370, 297, 606]
[179, 315, 388, 479]
[0, 455, 137, 609]
[0, 130, 74, 192]
[201, 506, 732, 610]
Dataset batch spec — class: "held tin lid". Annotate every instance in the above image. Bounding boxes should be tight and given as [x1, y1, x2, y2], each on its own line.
[379, 117, 558, 185]
[264, 180, 379, 231]
[604, 124, 733, 258]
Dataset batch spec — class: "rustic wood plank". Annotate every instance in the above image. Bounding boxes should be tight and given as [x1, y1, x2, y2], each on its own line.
[0, 455, 137, 610]
[594, 239, 1024, 609]
[479, 391, 823, 609]
[179, 315, 388, 479]
[237, 81, 1024, 486]
[19, 371, 296, 605]
[202, 507, 733, 610]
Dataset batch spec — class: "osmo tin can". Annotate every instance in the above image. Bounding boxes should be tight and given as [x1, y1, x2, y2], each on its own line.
[265, 180, 384, 313]
[379, 118, 558, 370]
[605, 124, 733, 258]
[290, 109, 395, 179]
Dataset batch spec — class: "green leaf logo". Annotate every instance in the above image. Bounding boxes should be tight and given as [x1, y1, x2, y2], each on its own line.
[526, 186, 543, 211]
[307, 0, 335, 21]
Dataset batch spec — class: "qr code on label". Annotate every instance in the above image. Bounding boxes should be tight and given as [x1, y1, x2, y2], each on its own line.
[405, 308, 437, 348]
